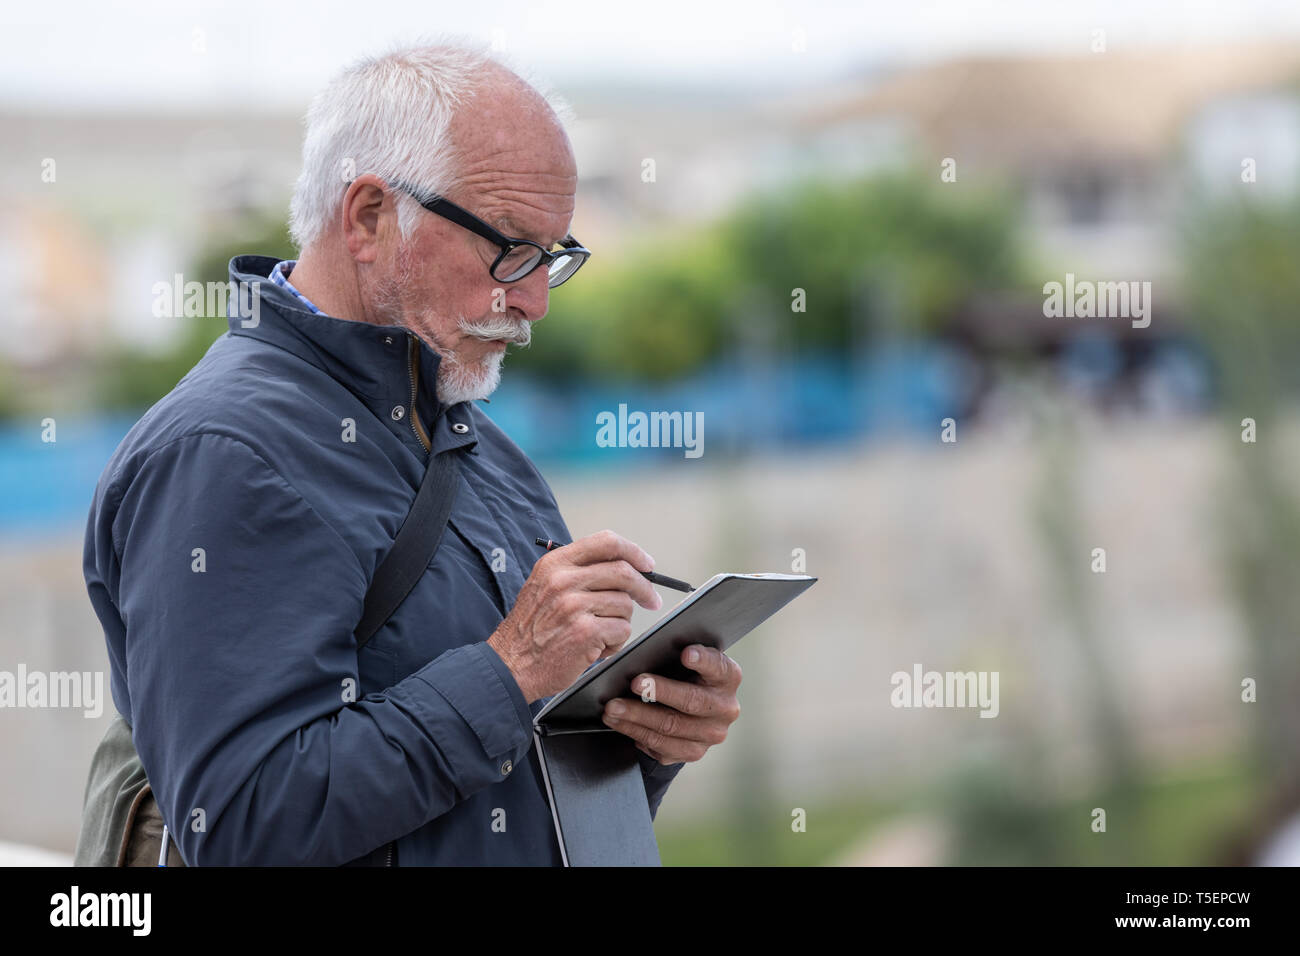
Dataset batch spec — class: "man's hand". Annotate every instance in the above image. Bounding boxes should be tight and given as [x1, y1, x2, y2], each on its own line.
[488, 529, 662, 703]
[600, 644, 742, 765]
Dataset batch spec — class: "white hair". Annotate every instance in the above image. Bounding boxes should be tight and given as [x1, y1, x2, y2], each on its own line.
[287, 38, 575, 252]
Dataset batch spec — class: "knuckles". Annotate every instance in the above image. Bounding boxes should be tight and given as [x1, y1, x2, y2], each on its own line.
[681, 683, 707, 714]
[555, 589, 582, 617]
[571, 615, 596, 643]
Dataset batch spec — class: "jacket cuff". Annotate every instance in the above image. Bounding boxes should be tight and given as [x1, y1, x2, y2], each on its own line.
[638, 750, 685, 820]
[477, 641, 534, 733]
[410, 643, 533, 767]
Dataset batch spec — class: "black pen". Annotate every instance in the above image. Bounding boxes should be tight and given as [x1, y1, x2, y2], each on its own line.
[535, 537, 694, 592]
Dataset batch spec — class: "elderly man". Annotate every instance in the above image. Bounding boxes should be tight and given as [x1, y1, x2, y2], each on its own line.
[80, 43, 742, 865]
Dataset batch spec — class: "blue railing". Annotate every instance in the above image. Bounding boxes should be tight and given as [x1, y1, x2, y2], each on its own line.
[0, 346, 968, 533]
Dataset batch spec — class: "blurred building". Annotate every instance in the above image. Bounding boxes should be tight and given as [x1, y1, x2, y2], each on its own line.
[0, 110, 301, 365]
[795, 43, 1300, 281]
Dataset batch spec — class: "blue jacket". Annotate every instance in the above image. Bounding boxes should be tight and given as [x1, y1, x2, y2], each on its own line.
[83, 254, 683, 865]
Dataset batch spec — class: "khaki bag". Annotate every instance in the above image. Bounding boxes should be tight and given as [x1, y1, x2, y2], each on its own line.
[74, 713, 184, 866]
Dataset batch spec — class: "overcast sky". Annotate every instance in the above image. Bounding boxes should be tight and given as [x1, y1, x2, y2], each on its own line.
[3, 0, 1300, 110]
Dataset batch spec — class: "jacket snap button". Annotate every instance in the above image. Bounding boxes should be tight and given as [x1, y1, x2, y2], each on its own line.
[391, 405, 405, 421]
[501, 760, 513, 776]
[452, 422, 469, 434]
[382, 335, 394, 346]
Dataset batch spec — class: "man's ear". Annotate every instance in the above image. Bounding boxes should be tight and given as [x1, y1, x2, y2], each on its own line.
[341, 176, 391, 264]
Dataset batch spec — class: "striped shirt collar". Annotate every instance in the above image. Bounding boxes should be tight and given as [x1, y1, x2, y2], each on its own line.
[268, 260, 322, 315]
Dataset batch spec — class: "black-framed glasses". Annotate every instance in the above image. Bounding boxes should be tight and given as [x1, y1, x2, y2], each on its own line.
[388, 179, 590, 288]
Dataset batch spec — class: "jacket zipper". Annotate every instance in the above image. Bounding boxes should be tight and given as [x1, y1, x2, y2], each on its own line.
[376, 334, 440, 868]
[380, 334, 427, 868]
[407, 334, 430, 454]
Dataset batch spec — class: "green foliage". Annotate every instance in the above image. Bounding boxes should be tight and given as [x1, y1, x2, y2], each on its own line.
[514, 172, 1027, 381]
[655, 758, 1258, 865]
[0, 359, 24, 419]
[517, 227, 737, 382]
[721, 172, 1026, 344]
[656, 792, 902, 867]
[1179, 195, 1300, 401]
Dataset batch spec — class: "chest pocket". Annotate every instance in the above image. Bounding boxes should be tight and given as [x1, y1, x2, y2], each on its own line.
[355, 520, 502, 691]
[356, 467, 568, 693]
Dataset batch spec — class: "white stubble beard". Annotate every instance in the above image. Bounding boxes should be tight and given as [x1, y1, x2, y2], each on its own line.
[435, 311, 532, 405]
[372, 242, 532, 407]
[433, 331, 504, 406]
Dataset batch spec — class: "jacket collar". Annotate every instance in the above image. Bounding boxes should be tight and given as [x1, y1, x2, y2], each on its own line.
[225, 254, 479, 458]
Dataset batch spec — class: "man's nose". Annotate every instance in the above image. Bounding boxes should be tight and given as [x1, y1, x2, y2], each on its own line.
[504, 265, 551, 322]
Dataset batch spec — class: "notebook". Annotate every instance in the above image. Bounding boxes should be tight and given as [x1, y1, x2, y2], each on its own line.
[531, 572, 818, 865]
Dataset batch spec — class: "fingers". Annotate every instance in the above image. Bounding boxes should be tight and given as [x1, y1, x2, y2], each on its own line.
[626, 669, 740, 721]
[585, 612, 632, 653]
[576, 560, 660, 610]
[634, 742, 673, 765]
[564, 529, 655, 574]
[680, 645, 742, 689]
[505, 531, 665, 703]
[588, 586, 652, 660]
[602, 695, 728, 746]
[584, 589, 636, 621]
[604, 708, 711, 762]
[534, 530, 662, 610]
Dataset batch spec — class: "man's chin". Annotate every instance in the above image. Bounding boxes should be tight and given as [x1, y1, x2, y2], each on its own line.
[436, 355, 503, 407]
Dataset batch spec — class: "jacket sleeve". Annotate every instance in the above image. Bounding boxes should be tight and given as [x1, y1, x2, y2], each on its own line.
[638, 752, 684, 820]
[106, 432, 534, 865]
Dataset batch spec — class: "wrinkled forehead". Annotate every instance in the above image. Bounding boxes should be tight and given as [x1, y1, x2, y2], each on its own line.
[492, 208, 574, 249]
[442, 83, 578, 243]
[452, 93, 575, 171]
[455, 158, 579, 248]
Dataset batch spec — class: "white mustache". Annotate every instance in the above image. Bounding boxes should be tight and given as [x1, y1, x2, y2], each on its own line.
[458, 314, 531, 346]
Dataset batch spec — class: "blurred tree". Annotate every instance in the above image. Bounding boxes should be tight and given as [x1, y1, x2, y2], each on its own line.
[516, 225, 737, 382]
[1030, 397, 1147, 864]
[722, 172, 1025, 347]
[0, 359, 24, 420]
[516, 172, 1027, 382]
[1180, 194, 1300, 841]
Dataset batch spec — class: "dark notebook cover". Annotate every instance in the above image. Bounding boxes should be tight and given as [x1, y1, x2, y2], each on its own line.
[532, 573, 817, 866]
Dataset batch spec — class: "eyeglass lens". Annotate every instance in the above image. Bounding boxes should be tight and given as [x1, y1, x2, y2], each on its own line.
[494, 247, 582, 286]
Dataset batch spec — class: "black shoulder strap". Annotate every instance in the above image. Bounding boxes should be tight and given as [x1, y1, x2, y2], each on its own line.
[355, 448, 461, 649]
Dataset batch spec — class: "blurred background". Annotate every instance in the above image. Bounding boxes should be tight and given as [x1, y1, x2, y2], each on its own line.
[3, 0, 1300, 866]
